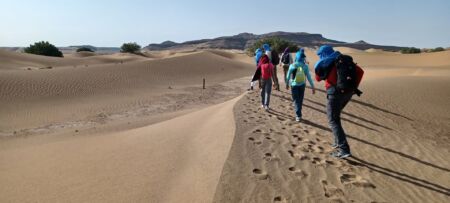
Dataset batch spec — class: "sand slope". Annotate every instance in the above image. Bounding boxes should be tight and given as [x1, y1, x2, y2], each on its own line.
[214, 50, 450, 203]
[0, 50, 253, 133]
[0, 96, 241, 203]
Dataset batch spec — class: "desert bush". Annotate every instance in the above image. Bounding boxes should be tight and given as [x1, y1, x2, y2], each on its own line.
[24, 41, 63, 57]
[430, 47, 445, 52]
[120, 42, 141, 54]
[400, 47, 421, 54]
[76, 47, 94, 52]
[247, 38, 298, 56]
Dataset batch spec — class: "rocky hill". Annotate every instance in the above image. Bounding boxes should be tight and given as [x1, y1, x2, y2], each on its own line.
[144, 31, 405, 51]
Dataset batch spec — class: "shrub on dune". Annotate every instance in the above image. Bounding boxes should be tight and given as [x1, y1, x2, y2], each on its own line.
[76, 47, 95, 52]
[430, 47, 445, 52]
[120, 42, 142, 54]
[400, 47, 421, 54]
[24, 41, 63, 57]
[247, 38, 298, 56]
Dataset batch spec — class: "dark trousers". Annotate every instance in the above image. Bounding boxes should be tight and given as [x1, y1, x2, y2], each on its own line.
[327, 91, 353, 153]
[272, 66, 280, 90]
[282, 64, 290, 88]
[291, 85, 306, 118]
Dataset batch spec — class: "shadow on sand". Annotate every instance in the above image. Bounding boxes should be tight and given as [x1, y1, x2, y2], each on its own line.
[304, 87, 414, 121]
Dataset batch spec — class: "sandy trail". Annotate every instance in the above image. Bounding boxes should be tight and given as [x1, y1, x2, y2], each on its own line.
[214, 51, 450, 203]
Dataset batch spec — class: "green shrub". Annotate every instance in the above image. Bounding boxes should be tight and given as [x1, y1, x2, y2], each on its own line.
[120, 42, 141, 54]
[24, 41, 63, 57]
[430, 47, 445, 52]
[76, 47, 94, 52]
[247, 38, 298, 56]
[400, 47, 421, 54]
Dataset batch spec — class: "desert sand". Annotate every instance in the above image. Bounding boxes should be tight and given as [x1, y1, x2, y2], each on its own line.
[1, 48, 449, 202]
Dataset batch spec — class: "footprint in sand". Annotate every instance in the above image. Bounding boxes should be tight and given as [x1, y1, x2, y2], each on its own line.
[277, 116, 286, 121]
[288, 166, 308, 177]
[252, 168, 269, 180]
[340, 174, 376, 188]
[248, 137, 262, 145]
[265, 136, 276, 143]
[311, 157, 322, 165]
[299, 153, 309, 161]
[273, 196, 288, 202]
[264, 152, 272, 159]
[311, 145, 325, 154]
[321, 180, 345, 202]
[253, 129, 262, 133]
[287, 150, 299, 159]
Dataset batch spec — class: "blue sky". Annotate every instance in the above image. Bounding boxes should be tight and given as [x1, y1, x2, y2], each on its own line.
[0, 0, 449, 48]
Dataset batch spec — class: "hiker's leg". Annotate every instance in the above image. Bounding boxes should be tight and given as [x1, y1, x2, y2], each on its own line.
[327, 94, 350, 153]
[340, 92, 353, 109]
[265, 78, 272, 106]
[260, 80, 266, 105]
[291, 86, 300, 117]
[297, 85, 306, 118]
[283, 65, 289, 89]
[273, 66, 280, 90]
[337, 92, 353, 150]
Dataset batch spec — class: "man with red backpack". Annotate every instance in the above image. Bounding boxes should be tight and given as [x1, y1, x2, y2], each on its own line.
[314, 45, 364, 158]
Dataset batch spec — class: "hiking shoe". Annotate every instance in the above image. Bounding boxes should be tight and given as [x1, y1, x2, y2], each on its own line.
[330, 150, 351, 159]
[264, 106, 270, 111]
[295, 117, 301, 122]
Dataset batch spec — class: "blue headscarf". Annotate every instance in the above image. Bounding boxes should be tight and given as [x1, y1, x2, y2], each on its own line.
[263, 44, 271, 52]
[314, 45, 341, 80]
[255, 48, 263, 65]
[295, 48, 306, 63]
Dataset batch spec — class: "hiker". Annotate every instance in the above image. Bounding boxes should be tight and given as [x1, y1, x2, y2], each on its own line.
[249, 48, 264, 90]
[280, 47, 293, 90]
[314, 45, 364, 158]
[258, 54, 275, 111]
[263, 43, 281, 91]
[286, 49, 315, 122]
[271, 49, 281, 91]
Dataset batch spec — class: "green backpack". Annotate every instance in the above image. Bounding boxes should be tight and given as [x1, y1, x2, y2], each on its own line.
[293, 63, 306, 83]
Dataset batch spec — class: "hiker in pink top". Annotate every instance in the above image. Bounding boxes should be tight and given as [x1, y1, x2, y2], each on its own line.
[258, 54, 275, 111]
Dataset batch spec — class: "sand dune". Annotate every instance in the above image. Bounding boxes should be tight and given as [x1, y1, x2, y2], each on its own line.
[0, 50, 253, 133]
[1, 48, 449, 203]
[0, 49, 148, 70]
[0, 96, 241, 202]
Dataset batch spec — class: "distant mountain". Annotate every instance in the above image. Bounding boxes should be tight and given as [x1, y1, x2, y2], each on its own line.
[144, 31, 405, 51]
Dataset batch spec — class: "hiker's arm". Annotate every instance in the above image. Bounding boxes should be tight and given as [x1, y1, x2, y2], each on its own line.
[271, 65, 276, 82]
[286, 65, 293, 83]
[305, 65, 316, 94]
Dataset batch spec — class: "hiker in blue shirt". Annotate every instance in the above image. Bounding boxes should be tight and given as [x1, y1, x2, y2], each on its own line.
[286, 49, 316, 122]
